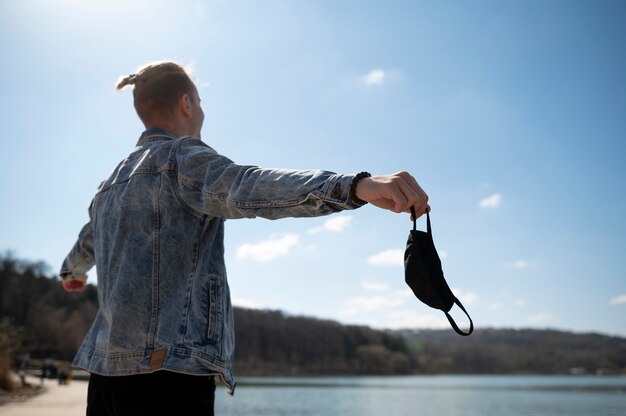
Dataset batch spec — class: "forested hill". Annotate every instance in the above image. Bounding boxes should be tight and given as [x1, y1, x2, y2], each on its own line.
[398, 328, 626, 375]
[1, 254, 625, 376]
[234, 309, 626, 375]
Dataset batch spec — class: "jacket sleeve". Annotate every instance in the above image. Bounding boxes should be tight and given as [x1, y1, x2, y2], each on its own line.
[59, 204, 96, 280]
[173, 138, 366, 220]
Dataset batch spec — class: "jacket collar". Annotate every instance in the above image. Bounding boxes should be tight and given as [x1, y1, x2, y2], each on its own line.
[136, 128, 177, 146]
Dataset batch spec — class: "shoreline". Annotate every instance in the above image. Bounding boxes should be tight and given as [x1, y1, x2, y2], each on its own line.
[0, 376, 87, 416]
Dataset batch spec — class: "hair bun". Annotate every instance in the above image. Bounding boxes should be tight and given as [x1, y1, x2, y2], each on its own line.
[115, 73, 138, 91]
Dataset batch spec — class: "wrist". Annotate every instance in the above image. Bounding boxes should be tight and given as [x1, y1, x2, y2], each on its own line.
[60, 272, 86, 282]
[349, 172, 371, 206]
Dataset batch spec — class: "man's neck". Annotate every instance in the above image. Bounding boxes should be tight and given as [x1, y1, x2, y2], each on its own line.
[146, 121, 193, 138]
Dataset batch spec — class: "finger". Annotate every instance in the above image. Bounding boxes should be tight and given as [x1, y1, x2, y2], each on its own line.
[398, 172, 426, 200]
[410, 203, 431, 220]
[414, 205, 427, 218]
[410, 185, 428, 211]
[405, 175, 429, 211]
[369, 198, 396, 211]
[396, 179, 426, 214]
[390, 191, 409, 213]
[384, 176, 415, 213]
[386, 181, 411, 213]
[403, 173, 423, 195]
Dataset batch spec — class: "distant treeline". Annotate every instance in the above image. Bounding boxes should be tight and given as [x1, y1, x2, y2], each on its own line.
[0, 254, 98, 361]
[400, 328, 626, 375]
[1, 253, 625, 379]
[234, 308, 412, 375]
[233, 311, 626, 375]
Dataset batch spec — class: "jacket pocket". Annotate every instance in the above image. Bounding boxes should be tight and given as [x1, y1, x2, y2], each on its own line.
[205, 276, 218, 343]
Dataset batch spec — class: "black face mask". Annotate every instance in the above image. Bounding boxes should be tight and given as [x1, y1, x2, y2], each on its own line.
[405, 207, 474, 336]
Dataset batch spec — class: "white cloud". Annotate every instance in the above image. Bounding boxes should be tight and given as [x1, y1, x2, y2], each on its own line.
[506, 260, 530, 269]
[527, 313, 554, 324]
[452, 288, 479, 306]
[395, 289, 414, 299]
[236, 234, 299, 262]
[362, 281, 389, 292]
[361, 69, 385, 86]
[367, 249, 404, 267]
[514, 298, 527, 307]
[338, 287, 456, 329]
[308, 216, 353, 234]
[339, 290, 412, 316]
[340, 296, 405, 316]
[479, 193, 502, 209]
[324, 216, 353, 232]
[232, 297, 263, 309]
[385, 310, 449, 330]
[610, 294, 626, 305]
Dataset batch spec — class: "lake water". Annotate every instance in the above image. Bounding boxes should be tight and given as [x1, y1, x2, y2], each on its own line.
[214, 375, 626, 416]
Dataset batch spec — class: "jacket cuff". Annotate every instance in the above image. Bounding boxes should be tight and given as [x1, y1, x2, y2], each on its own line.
[59, 258, 89, 281]
[321, 174, 368, 210]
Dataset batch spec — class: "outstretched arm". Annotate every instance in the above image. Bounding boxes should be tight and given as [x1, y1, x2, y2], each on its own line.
[60, 208, 95, 293]
[176, 139, 429, 220]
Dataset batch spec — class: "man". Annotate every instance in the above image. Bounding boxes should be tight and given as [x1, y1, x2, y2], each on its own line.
[61, 61, 429, 415]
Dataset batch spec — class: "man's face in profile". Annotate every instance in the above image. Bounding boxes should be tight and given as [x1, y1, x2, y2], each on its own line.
[190, 87, 204, 138]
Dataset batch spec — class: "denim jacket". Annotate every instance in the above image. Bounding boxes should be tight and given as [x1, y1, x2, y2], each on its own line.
[60, 128, 364, 393]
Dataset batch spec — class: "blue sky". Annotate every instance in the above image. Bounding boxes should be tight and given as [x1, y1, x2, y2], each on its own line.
[1, 0, 624, 336]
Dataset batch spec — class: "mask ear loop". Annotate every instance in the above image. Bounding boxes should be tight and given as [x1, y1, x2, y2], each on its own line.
[445, 297, 474, 336]
[410, 206, 432, 236]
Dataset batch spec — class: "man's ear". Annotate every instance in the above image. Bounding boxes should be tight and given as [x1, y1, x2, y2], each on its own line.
[179, 94, 193, 118]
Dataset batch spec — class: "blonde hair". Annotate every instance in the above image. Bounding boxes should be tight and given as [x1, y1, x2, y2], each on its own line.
[115, 61, 196, 125]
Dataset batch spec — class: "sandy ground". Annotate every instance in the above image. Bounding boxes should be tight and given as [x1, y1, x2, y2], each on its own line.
[0, 377, 87, 416]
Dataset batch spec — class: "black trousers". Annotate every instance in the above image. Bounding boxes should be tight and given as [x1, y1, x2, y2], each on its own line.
[87, 371, 216, 416]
